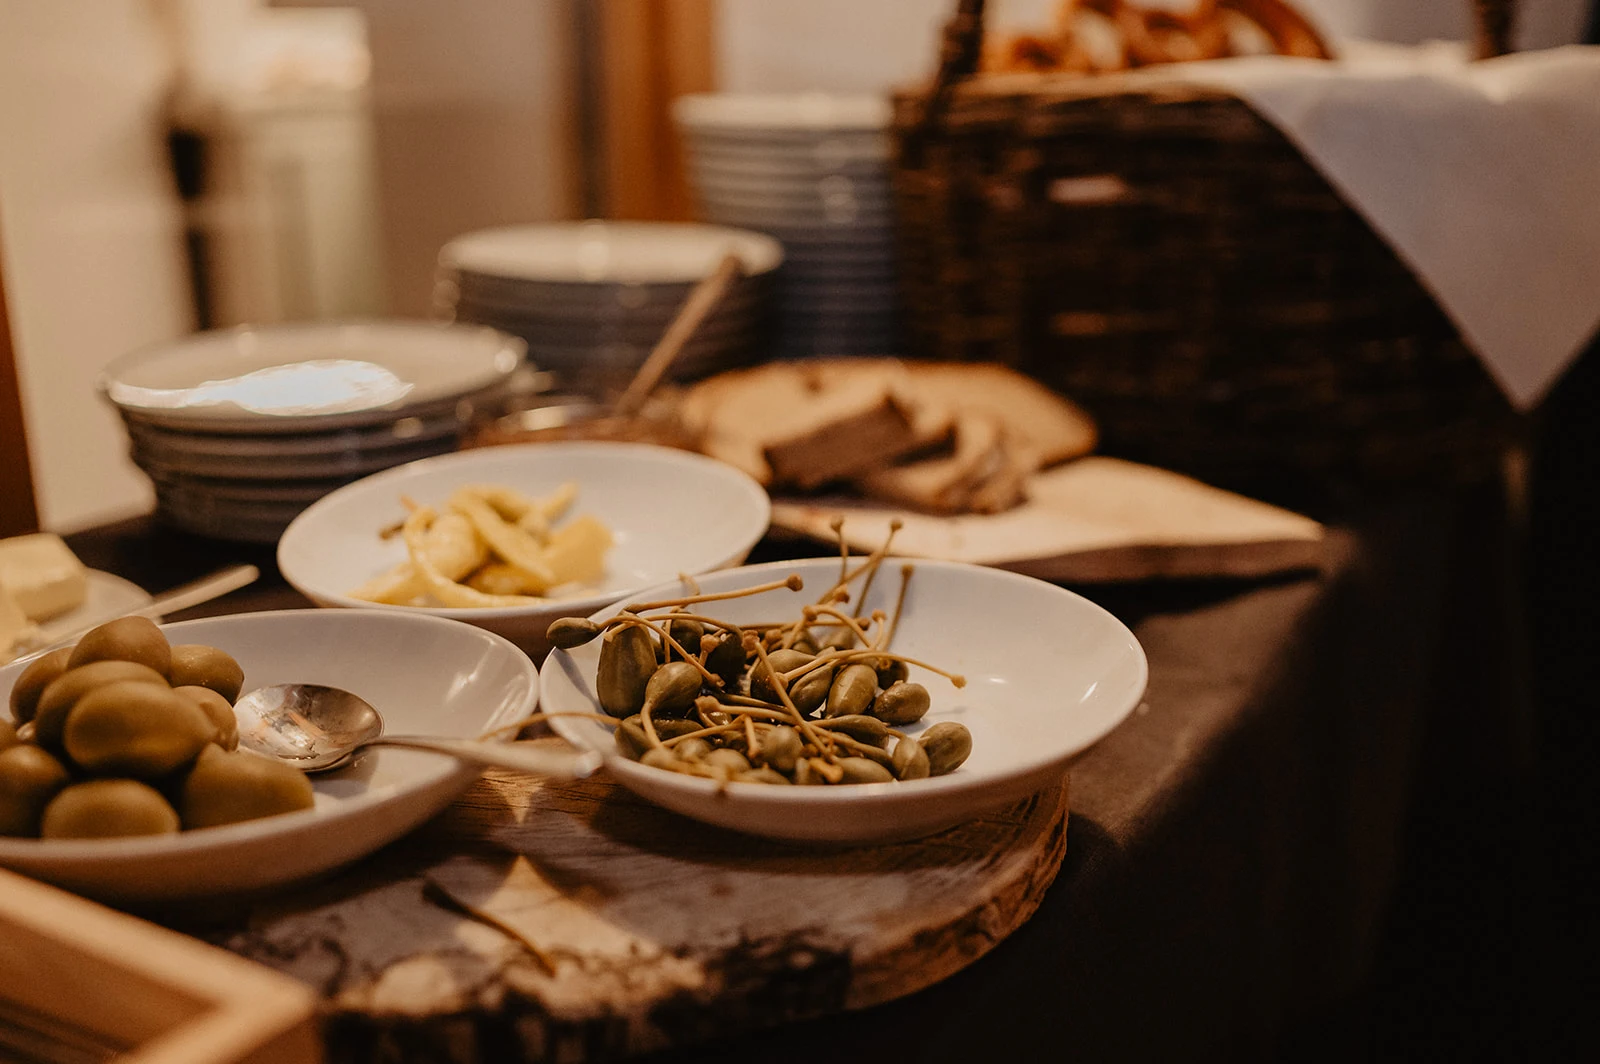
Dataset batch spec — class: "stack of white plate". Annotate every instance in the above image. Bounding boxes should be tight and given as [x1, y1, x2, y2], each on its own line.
[100, 321, 524, 543]
[436, 221, 784, 397]
[674, 93, 899, 359]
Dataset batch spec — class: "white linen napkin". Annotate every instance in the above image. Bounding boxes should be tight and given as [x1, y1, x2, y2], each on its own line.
[1161, 41, 1600, 410]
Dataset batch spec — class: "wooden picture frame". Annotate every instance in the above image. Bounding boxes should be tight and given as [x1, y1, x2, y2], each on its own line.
[0, 868, 321, 1064]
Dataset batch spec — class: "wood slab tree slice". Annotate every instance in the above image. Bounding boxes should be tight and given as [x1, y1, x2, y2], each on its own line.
[215, 741, 1069, 1063]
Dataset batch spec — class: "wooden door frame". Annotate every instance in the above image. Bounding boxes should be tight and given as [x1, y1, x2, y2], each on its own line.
[592, 0, 716, 221]
[0, 212, 40, 536]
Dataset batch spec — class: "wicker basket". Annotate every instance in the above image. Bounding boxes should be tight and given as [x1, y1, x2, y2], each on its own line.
[891, 0, 1522, 510]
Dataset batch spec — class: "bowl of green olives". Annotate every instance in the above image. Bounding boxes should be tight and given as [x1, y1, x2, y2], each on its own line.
[0, 608, 538, 902]
[540, 555, 1148, 843]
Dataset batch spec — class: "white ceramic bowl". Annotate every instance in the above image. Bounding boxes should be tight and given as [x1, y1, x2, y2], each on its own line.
[278, 442, 772, 656]
[673, 92, 892, 133]
[0, 609, 538, 902]
[541, 558, 1148, 843]
[439, 221, 784, 285]
[100, 321, 524, 434]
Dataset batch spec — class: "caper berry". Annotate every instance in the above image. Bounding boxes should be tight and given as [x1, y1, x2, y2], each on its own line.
[643, 661, 703, 719]
[597, 624, 657, 717]
[836, 757, 894, 785]
[547, 617, 603, 649]
[873, 681, 931, 726]
[920, 721, 973, 776]
[891, 736, 930, 780]
[748, 648, 812, 704]
[825, 663, 878, 718]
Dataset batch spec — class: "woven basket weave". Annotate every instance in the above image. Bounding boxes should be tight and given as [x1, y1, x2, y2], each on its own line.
[891, 0, 1521, 509]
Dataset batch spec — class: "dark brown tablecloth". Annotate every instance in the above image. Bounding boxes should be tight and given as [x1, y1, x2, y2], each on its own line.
[62, 486, 1542, 1062]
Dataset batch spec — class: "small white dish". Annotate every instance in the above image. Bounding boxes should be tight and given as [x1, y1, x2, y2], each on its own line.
[674, 92, 892, 133]
[439, 221, 784, 286]
[541, 557, 1148, 844]
[278, 442, 772, 656]
[101, 321, 523, 434]
[0, 609, 538, 902]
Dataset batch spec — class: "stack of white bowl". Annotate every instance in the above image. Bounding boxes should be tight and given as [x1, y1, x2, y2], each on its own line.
[100, 321, 524, 543]
[674, 93, 899, 359]
[436, 221, 784, 397]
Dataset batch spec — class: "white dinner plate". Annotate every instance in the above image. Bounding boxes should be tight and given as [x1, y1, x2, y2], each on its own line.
[674, 92, 891, 133]
[278, 442, 771, 656]
[542, 557, 1147, 844]
[100, 321, 524, 435]
[439, 221, 784, 286]
[0, 609, 538, 902]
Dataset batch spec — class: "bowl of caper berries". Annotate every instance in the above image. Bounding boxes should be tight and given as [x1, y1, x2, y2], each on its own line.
[540, 545, 1147, 844]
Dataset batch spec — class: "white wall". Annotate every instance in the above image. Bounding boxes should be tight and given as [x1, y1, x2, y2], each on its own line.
[0, 0, 191, 532]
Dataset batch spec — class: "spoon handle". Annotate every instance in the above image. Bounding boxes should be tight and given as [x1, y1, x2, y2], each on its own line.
[370, 736, 604, 778]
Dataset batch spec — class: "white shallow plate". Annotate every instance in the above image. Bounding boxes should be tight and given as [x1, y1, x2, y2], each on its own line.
[0, 609, 538, 902]
[278, 442, 772, 656]
[101, 321, 523, 434]
[2, 572, 157, 665]
[674, 92, 891, 132]
[542, 558, 1148, 843]
[439, 221, 784, 285]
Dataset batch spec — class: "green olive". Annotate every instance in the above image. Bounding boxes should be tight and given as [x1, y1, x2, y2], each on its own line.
[642, 661, 703, 719]
[0, 744, 72, 836]
[62, 681, 215, 778]
[546, 617, 602, 649]
[40, 779, 179, 839]
[825, 663, 879, 718]
[173, 686, 239, 751]
[596, 624, 657, 718]
[891, 735, 931, 781]
[166, 644, 245, 704]
[67, 616, 172, 677]
[748, 648, 812, 704]
[32, 661, 170, 751]
[0, 719, 16, 751]
[920, 722, 973, 776]
[873, 681, 931, 726]
[178, 745, 315, 830]
[8, 647, 73, 725]
[836, 757, 894, 785]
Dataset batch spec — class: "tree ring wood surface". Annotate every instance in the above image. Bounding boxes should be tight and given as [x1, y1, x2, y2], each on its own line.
[214, 739, 1070, 1063]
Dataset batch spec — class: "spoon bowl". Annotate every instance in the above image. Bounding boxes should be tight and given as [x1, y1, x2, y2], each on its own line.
[234, 683, 601, 778]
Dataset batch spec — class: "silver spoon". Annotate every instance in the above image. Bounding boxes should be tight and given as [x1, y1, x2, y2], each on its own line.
[233, 683, 602, 778]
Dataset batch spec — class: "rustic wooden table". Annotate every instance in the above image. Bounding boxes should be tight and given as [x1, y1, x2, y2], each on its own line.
[57, 487, 1533, 1062]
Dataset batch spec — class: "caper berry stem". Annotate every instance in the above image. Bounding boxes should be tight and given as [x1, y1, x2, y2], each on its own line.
[625, 574, 803, 613]
[743, 714, 761, 759]
[745, 633, 837, 760]
[827, 646, 966, 688]
[661, 720, 743, 747]
[880, 563, 915, 650]
[827, 732, 894, 766]
[852, 518, 902, 619]
[610, 614, 724, 689]
[802, 605, 879, 650]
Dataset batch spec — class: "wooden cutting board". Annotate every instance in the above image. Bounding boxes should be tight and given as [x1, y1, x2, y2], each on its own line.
[214, 748, 1069, 1062]
[771, 456, 1325, 582]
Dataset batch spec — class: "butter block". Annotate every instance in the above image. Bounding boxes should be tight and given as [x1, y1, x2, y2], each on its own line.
[1, 582, 39, 658]
[0, 533, 89, 622]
